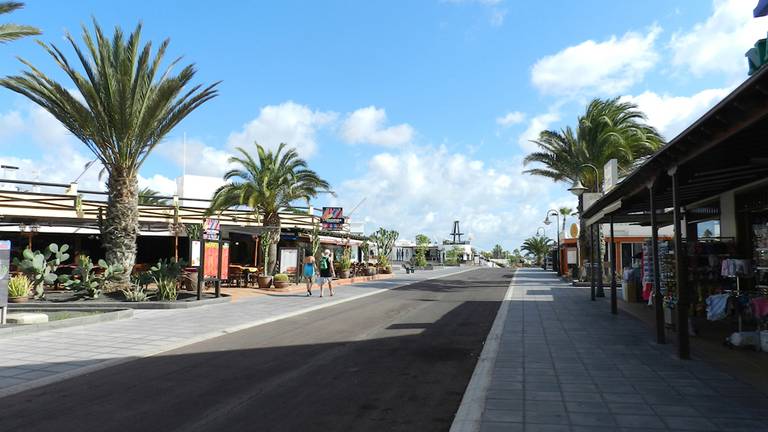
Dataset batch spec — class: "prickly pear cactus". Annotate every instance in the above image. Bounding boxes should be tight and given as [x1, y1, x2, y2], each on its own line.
[13, 243, 70, 299]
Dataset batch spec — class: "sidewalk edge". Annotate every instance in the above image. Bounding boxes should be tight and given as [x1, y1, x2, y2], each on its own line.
[450, 269, 516, 432]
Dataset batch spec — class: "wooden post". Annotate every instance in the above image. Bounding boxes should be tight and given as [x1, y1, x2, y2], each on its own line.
[590, 225, 596, 301]
[649, 182, 665, 344]
[610, 215, 617, 315]
[671, 168, 690, 359]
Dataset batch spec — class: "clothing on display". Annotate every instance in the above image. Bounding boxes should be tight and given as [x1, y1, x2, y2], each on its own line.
[706, 293, 729, 321]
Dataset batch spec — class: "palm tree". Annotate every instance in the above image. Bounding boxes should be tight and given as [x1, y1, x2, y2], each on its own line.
[523, 97, 663, 275]
[138, 187, 169, 206]
[559, 206, 572, 232]
[521, 235, 553, 266]
[0, 21, 219, 286]
[0, 2, 39, 43]
[209, 142, 333, 273]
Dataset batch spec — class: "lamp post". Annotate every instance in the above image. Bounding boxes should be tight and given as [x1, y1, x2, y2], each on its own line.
[544, 209, 560, 275]
[568, 164, 601, 288]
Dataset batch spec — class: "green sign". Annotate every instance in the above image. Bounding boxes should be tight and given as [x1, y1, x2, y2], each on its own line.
[746, 37, 768, 75]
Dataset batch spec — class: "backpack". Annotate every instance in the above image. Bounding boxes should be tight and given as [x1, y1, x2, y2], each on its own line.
[319, 257, 329, 271]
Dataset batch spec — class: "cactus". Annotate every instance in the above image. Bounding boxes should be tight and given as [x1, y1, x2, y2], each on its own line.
[13, 243, 70, 299]
[63, 255, 125, 299]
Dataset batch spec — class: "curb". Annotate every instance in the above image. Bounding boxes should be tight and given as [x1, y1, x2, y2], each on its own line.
[0, 266, 481, 399]
[450, 269, 517, 432]
[0, 308, 134, 339]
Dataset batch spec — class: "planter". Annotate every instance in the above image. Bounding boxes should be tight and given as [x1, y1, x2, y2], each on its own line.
[8, 296, 29, 304]
[382, 267, 392, 274]
[366, 268, 377, 276]
[257, 276, 273, 289]
[339, 269, 350, 279]
[272, 281, 290, 289]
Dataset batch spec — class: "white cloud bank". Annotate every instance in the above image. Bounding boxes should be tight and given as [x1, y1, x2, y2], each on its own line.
[341, 106, 414, 147]
[531, 25, 661, 97]
[669, 0, 768, 78]
[226, 101, 337, 158]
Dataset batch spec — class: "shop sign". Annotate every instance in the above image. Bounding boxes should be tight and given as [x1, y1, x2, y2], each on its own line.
[190, 240, 201, 267]
[279, 248, 298, 275]
[203, 218, 220, 240]
[321, 207, 345, 230]
[0, 240, 9, 308]
[203, 241, 230, 279]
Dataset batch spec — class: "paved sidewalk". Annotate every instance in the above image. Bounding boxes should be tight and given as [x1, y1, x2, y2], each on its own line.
[468, 268, 768, 432]
[0, 266, 472, 398]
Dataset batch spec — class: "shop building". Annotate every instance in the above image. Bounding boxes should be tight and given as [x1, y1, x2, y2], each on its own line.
[582, 61, 768, 359]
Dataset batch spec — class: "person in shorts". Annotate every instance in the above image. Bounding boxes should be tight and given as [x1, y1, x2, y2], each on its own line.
[317, 249, 336, 297]
[303, 251, 317, 296]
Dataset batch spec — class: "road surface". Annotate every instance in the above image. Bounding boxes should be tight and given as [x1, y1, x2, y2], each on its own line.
[0, 268, 511, 432]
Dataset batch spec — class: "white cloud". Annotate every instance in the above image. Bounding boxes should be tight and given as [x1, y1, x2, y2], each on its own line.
[490, 8, 507, 26]
[532, 26, 661, 96]
[335, 146, 561, 250]
[669, 0, 768, 77]
[622, 85, 734, 140]
[518, 110, 560, 153]
[226, 101, 337, 158]
[341, 106, 414, 147]
[0, 105, 107, 191]
[138, 174, 177, 196]
[156, 137, 233, 178]
[496, 111, 526, 127]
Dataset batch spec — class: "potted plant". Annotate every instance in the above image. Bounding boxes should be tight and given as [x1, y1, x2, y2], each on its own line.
[7, 274, 31, 303]
[257, 232, 273, 289]
[338, 248, 352, 278]
[273, 273, 290, 289]
[378, 255, 392, 274]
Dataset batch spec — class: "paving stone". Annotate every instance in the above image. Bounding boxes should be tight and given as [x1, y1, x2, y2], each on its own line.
[480, 421, 524, 432]
[484, 409, 525, 423]
[614, 414, 666, 429]
[661, 416, 719, 431]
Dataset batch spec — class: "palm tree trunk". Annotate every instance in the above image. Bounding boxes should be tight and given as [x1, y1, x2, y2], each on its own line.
[103, 168, 138, 287]
[265, 212, 281, 274]
[577, 195, 591, 281]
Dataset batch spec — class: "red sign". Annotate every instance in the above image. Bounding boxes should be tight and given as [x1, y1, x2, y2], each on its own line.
[203, 241, 229, 279]
[321, 207, 344, 230]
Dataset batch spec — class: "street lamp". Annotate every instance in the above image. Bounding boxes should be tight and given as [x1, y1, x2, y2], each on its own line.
[544, 209, 560, 274]
[536, 226, 546, 236]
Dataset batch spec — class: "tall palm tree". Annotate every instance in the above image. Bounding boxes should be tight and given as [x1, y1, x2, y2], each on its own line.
[523, 97, 663, 276]
[521, 235, 553, 266]
[138, 187, 169, 206]
[209, 142, 333, 273]
[0, 21, 219, 285]
[0, 2, 39, 43]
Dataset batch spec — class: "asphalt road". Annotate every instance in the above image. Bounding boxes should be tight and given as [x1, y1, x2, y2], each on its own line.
[0, 268, 512, 432]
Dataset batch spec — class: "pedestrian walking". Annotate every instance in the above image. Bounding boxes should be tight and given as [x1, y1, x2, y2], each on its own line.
[303, 251, 316, 296]
[318, 249, 336, 297]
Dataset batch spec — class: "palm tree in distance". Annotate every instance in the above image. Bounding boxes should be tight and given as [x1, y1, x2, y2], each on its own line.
[209, 143, 333, 274]
[0, 21, 219, 286]
[559, 206, 572, 232]
[521, 235, 553, 267]
[0, 2, 39, 43]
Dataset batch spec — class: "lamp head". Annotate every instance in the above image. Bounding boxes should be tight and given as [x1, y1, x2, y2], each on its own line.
[543, 216, 551, 225]
[568, 179, 588, 197]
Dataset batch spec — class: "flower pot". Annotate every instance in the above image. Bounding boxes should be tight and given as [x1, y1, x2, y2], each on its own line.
[366, 268, 376, 276]
[8, 296, 28, 303]
[273, 281, 290, 289]
[257, 276, 273, 289]
[339, 270, 350, 279]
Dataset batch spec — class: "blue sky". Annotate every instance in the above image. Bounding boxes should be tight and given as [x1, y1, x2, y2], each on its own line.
[0, 0, 764, 249]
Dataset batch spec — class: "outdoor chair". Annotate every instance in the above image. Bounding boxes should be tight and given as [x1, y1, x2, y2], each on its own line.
[402, 263, 415, 274]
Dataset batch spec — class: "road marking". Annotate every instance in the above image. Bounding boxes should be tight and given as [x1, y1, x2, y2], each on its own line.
[450, 269, 516, 432]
